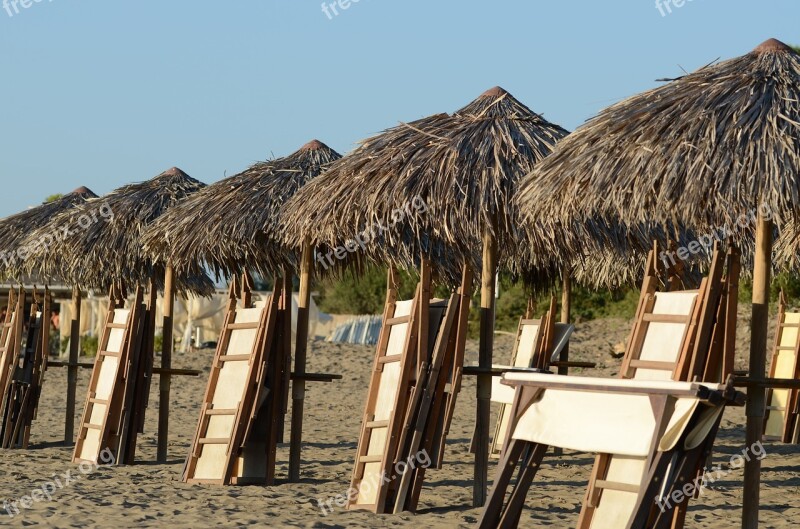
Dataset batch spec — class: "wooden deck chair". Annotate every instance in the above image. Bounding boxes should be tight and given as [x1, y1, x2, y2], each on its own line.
[430, 265, 473, 468]
[390, 291, 458, 513]
[120, 285, 158, 464]
[764, 291, 800, 443]
[479, 373, 743, 529]
[183, 280, 280, 485]
[347, 267, 426, 513]
[232, 279, 288, 485]
[0, 288, 23, 415]
[347, 260, 472, 514]
[73, 286, 145, 464]
[486, 297, 557, 457]
[579, 245, 736, 528]
[1, 288, 50, 448]
[479, 245, 739, 529]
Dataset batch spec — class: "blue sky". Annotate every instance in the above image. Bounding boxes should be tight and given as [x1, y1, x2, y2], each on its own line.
[0, 0, 797, 217]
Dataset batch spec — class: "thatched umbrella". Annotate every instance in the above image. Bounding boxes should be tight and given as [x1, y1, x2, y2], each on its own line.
[142, 140, 341, 279]
[142, 140, 341, 480]
[282, 87, 569, 505]
[22, 167, 212, 461]
[516, 39, 800, 528]
[0, 186, 97, 279]
[24, 168, 211, 294]
[0, 186, 97, 444]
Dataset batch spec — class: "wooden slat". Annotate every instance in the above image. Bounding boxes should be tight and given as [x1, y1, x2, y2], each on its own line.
[226, 322, 261, 331]
[385, 316, 411, 326]
[642, 313, 692, 324]
[218, 354, 252, 362]
[378, 354, 403, 364]
[628, 359, 677, 371]
[594, 479, 641, 493]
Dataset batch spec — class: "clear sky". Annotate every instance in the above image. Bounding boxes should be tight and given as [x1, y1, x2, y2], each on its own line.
[0, 0, 797, 217]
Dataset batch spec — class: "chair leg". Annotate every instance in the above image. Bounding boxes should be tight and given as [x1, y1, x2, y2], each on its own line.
[479, 439, 526, 529]
[498, 443, 548, 529]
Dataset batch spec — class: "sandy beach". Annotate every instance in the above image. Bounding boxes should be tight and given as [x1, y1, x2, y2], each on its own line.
[0, 309, 798, 528]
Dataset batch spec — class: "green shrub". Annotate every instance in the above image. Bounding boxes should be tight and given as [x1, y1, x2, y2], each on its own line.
[81, 335, 99, 357]
[316, 266, 419, 314]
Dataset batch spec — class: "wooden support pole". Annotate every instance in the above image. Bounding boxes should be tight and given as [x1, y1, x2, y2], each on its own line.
[474, 231, 497, 507]
[558, 272, 572, 376]
[553, 271, 572, 457]
[289, 240, 313, 482]
[742, 216, 772, 529]
[64, 286, 81, 444]
[157, 264, 175, 463]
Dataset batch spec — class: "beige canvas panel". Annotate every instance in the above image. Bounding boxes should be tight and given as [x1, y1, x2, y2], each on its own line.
[212, 362, 250, 409]
[358, 462, 383, 505]
[386, 300, 413, 356]
[80, 428, 102, 463]
[106, 310, 129, 354]
[512, 389, 658, 456]
[637, 292, 698, 380]
[490, 322, 542, 454]
[507, 377, 706, 456]
[590, 455, 647, 529]
[193, 444, 229, 480]
[765, 312, 800, 437]
[515, 324, 541, 367]
[192, 307, 262, 481]
[490, 365, 516, 405]
[681, 404, 725, 451]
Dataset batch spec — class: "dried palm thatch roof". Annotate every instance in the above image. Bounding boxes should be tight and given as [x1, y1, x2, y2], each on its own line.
[21, 168, 214, 295]
[0, 186, 97, 281]
[282, 87, 569, 286]
[142, 140, 342, 279]
[516, 39, 800, 267]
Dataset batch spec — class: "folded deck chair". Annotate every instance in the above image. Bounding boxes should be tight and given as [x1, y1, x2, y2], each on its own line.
[0, 288, 50, 449]
[73, 286, 146, 464]
[480, 245, 740, 529]
[763, 291, 800, 443]
[0, 288, 23, 412]
[479, 373, 744, 529]
[485, 297, 575, 456]
[348, 262, 471, 514]
[183, 281, 281, 485]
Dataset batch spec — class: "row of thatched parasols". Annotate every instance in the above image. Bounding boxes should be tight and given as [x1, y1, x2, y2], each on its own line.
[0, 37, 797, 529]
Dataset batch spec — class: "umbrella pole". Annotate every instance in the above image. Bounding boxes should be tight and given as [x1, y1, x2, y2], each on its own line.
[157, 263, 175, 463]
[559, 271, 572, 374]
[553, 271, 572, 458]
[289, 240, 313, 482]
[742, 215, 772, 529]
[64, 286, 81, 444]
[474, 232, 497, 507]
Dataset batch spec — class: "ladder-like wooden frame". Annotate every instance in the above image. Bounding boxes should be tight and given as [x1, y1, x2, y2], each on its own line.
[73, 286, 143, 464]
[347, 267, 424, 513]
[0, 288, 23, 416]
[1, 289, 48, 448]
[183, 282, 279, 485]
[764, 291, 800, 443]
